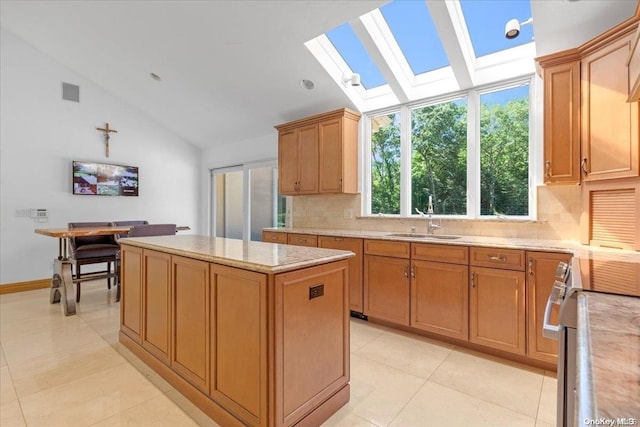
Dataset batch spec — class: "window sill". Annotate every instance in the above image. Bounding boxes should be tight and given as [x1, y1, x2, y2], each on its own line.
[356, 214, 545, 224]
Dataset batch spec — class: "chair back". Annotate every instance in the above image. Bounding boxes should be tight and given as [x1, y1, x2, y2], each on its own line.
[111, 220, 149, 239]
[68, 222, 117, 247]
[128, 224, 177, 237]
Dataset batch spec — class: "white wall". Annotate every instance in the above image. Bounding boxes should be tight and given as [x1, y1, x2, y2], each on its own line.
[0, 29, 202, 284]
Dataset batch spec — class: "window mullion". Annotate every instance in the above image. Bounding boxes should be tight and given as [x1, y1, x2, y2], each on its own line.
[467, 90, 480, 218]
[399, 105, 412, 216]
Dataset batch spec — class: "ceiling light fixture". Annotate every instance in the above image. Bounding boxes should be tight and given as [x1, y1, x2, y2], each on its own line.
[300, 79, 315, 90]
[504, 17, 533, 39]
[150, 72, 162, 81]
[343, 73, 361, 87]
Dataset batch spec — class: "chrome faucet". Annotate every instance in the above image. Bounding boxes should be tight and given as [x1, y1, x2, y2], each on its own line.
[415, 196, 441, 235]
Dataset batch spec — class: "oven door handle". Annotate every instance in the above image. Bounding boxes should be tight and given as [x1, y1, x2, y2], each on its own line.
[542, 298, 559, 339]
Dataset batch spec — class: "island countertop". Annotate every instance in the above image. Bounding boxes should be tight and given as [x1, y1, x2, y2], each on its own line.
[119, 234, 354, 273]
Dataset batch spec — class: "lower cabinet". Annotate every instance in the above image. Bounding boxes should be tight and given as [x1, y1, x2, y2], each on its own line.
[527, 251, 571, 364]
[469, 266, 526, 355]
[171, 255, 210, 393]
[318, 236, 364, 313]
[142, 249, 171, 364]
[363, 254, 410, 326]
[411, 260, 469, 341]
[121, 245, 143, 343]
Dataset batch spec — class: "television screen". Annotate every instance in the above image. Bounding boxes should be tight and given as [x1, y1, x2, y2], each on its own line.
[73, 161, 139, 196]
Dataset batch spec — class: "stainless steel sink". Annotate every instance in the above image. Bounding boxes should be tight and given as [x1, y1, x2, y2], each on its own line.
[386, 233, 460, 240]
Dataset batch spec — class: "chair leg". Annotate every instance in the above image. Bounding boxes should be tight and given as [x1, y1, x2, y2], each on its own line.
[107, 261, 111, 289]
[76, 265, 81, 303]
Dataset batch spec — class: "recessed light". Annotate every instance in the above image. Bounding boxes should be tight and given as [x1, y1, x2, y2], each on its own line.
[300, 79, 315, 90]
[150, 72, 162, 81]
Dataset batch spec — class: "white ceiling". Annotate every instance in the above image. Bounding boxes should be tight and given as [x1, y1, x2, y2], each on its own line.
[1, 0, 637, 150]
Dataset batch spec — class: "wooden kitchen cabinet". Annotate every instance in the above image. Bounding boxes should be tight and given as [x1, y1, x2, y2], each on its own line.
[261, 230, 287, 244]
[527, 251, 572, 364]
[318, 112, 360, 194]
[469, 266, 526, 355]
[142, 249, 172, 365]
[171, 255, 210, 393]
[276, 108, 361, 196]
[318, 236, 364, 313]
[278, 124, 318, 195]
[628, 25, 640, 101]
[364, 254, 410, 326]
[542, 60, 581, 184]
[581, 30, 639, 181]
[121, 244, 143, 343]
[287, 233, 317, 247]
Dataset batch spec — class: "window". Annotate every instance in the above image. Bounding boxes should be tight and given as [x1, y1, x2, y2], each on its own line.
[370, 112, 401, 214]
[366, 79, 533, 219]
[411, 98, 467, 215]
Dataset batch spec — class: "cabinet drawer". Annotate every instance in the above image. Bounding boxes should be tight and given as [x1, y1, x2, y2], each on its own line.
[287, 233, 317, 247]
[470, 247, 526, 271]
[364, 239, 410, 258]
[262, 231, 288, 244]
[412, 243, 469, 265]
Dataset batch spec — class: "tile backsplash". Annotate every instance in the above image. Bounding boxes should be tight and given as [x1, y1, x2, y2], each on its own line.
[292, 185, 581, 241]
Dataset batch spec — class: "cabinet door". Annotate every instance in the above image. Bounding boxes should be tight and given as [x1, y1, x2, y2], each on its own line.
[286, 233, 317, 247]
[411, 260, 469, 341]
[210, 264, 267, 426]
[319, 118, 344, 193]
[543, 61, 581, 184]
[262, 230, 287, 243]
[581, 32, 639, 181]
[470, 267, 526, 355]
[121, 244, 143, 343]
[142, 249, 171, 365]
[527, 252, 571, 364]
[364, 255, 410, 325]
[318, 236, 364, 313]
[297, 124, 319, 194]
[171, 255, 210, 393]
[278, 129, 298, 195]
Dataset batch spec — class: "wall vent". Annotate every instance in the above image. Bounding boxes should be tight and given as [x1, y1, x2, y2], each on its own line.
[62, 82, 79, 102]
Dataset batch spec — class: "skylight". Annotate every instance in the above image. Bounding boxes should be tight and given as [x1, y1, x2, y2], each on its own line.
[326, 23, 387, 89]
[379, 0, 449, 75]
[460, 0, 533, 57]
[307, 0, 536, 112]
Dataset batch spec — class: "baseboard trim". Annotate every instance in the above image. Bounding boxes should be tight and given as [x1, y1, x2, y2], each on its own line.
[0, 279, 50, 294]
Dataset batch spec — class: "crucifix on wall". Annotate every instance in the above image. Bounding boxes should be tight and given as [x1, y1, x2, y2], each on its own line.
[96, 122, 118, 157]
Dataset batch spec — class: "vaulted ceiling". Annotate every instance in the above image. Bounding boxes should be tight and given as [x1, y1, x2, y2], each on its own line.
[1, 1, 636, 149]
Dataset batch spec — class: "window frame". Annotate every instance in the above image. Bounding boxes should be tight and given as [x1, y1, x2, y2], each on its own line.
[362, 75, 538, 220]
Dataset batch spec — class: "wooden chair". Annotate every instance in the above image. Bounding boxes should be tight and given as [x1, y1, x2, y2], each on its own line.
[68, 222, 120, 303]
[115, 224, 176, 301]
[110, 220, 149, 240]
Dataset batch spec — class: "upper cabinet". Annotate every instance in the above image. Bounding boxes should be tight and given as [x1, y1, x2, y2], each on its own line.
[276, 108, 361, 196]
[628, 25, 640, 102]
[537, 16, 640, 184]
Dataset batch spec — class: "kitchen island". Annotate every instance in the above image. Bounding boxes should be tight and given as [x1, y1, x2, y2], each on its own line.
[118, 235, 354, 427]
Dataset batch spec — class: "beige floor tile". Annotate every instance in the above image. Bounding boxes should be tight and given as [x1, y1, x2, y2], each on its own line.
[350, 319, 385, 352]
[339, 353, 425, 426]
[0, 312, 86, 342]
[9, 339, 126, 398]
[91, 393, 199, 426]
[1, 320, 105, 366]
[537, 375, 558, 425]
[0, 299, 62, 327]
[536, 420, 555, 427]
[0, 344, 7, 367]
[165, 389, 221, 427]
[354, 329, 453, 379]
[111, 342, 174, 393]
[1, 366, 18, 405]
[19, 363, 162, 426]
[0, 400, 26, 427]
[429, 348, 544, 418]
[322, 404, 381, 427]
[390, 381, 536, 427]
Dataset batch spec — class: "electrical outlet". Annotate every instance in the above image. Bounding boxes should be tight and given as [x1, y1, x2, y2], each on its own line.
[343, 208, 353, 219]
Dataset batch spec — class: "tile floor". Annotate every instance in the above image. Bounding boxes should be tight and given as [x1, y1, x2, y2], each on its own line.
[0, 281, 557, 426]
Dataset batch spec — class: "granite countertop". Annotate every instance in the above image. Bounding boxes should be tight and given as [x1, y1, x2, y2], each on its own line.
[577, 292, 640, 421]
[119, 235, 354, 274]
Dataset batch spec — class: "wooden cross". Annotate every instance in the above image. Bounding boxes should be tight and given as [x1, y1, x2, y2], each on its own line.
[96, 122, 118, 158]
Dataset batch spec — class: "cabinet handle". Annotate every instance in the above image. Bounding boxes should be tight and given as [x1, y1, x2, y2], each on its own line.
[338, 177, 343, 188]
[410, 264, 416, 279]
[545, 161, 551, 178]
[271, 237, 279, 241]
[581, 158, 588, 176]
[528, 259, 534, 276]
[471, 271, 476, 288]
[404, 264, 409, 278]
[487, 255, 507, 262]
[334, 237, 344, 241]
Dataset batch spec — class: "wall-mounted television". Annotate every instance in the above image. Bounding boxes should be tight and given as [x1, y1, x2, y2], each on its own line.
[72, 160, 139, 196]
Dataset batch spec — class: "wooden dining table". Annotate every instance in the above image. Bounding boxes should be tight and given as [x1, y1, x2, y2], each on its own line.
[35, 225, 190, 316]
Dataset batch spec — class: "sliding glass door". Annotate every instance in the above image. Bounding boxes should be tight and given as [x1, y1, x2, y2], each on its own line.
[211, 161, 286, 241]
